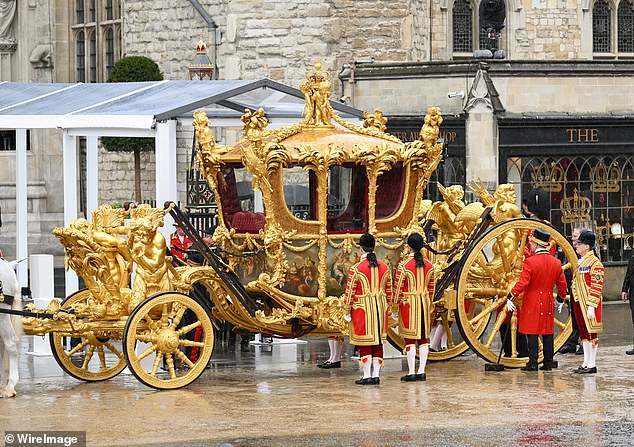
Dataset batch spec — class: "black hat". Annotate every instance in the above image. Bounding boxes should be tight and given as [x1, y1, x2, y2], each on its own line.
[529, 228, 551, 247]
[359, 233, 375, 251]
[577, 230, 596, 248]
[407, 233, 425, 252]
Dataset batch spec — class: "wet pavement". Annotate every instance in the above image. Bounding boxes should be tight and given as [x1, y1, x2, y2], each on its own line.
[3, 302, 633, 447]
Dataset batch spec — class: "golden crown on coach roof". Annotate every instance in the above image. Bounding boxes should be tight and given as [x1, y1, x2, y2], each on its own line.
[530, 162, 563, 192]
[590, 160, 620, 193]
[560, 188, 592, 223]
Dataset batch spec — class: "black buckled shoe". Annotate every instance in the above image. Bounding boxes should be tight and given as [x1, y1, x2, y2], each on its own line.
[415, 373, 427, 381]
[558, 345, 576, 354]
[576, 366, 597, 374]
[401, 374, 417, 382]
[573, 366, 587, 373]
[521, 365, 538, 372]
[318, 360, 340, 368]
[626, 348, 634, 355]
[539, 364, 552, 371]
[370, 377, 380, 385]
[355, 377, 373, 385]
[319, 361, 341, 369]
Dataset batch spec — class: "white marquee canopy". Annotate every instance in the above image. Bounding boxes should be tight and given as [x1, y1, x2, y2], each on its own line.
[0, 79, 364, 291]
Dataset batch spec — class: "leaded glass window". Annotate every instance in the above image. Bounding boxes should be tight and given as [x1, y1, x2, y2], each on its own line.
[453, 0, 473, 53]
[105, 0, 113, 21]
[76, 31, 85, 82]
[618, 0, 634, 52]
[76, 0, 84, 24]
[89, 31, 97, 83]
[88, 0, 96, 22]
[507, 155, 634, 264]
[72, 1, 122, 82]
[105, 28, 114, 79]
[593, 0, 612, 53]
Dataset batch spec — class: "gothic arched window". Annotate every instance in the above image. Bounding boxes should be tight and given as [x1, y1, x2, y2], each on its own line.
[453, 0, 473, 53]
[618, 0, 634, 52]
[76, 31, 85, 82]
[593, 0, 612, 53]
[89, 31, 97, 83]
[105, 27, 114, 79]
[72, 0, 122, 82]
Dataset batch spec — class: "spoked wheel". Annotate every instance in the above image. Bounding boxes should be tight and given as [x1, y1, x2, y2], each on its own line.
[455, 218, 576, 368]
[387, 294, 491, 361]
[123, 292, 214, 390]
[50, 289, 127, 382]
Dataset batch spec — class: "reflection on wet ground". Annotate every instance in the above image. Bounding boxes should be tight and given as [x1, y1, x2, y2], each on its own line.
[4, 302, 634, 447]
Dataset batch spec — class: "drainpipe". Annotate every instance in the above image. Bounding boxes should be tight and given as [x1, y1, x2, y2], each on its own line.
[188, 0, 219, 78]
[337, 58, 374, 108]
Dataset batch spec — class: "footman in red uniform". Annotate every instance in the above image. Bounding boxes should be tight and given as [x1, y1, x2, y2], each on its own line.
[571, 230, 603, 374]
[394, 233, 435, 382]
[507, 228, 567, 371]
[342, 233, 393, 385]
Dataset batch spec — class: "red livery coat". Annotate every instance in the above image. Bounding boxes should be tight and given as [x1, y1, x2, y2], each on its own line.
[169, 233, 193, 261]
[342, 255, 393, 346]
[394, 257, 435, 340]
[510, 248, 567, 335]
[571, 253, 603, 333]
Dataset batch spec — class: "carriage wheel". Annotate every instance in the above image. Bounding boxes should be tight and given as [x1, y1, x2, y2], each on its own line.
[455, 218, 576, 368]
[123, 292, 214, 390]
[50, 289, 127, 382]
[387, 296, 492, 361]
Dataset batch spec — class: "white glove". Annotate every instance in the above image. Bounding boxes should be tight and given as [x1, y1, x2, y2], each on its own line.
[343, 314, 352, 323]
[587, 306, 596, 320]
[557, 302, 565, 314]
[391, 312, 399, 321]
[506, 299, 516, 312]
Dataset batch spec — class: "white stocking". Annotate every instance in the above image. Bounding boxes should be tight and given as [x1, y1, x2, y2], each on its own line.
[361, 356, 372, 379]
[582, 341, 590, 368]
[418, 344, 429, 374]
[332, 339, 343, 363]
[406, 345, 416, 375]
[440, 329, 448, 350]
[587, 342, 598, 368]
[371, 358, 382, 378]
[429, 325, 441, 350]
[327, 339, 336, 362]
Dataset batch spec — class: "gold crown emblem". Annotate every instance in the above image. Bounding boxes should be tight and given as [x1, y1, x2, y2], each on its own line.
[590, 161, 620, 193]
[530, 162, 563, 192]
[560, 189, 592, 223]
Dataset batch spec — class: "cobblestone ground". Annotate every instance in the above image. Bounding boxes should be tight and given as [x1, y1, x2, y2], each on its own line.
[2, 302, 633, 447]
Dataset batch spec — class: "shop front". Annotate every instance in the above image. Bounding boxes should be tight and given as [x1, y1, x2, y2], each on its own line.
[387, 116, 467, 202]
[499, 116, 634, 292]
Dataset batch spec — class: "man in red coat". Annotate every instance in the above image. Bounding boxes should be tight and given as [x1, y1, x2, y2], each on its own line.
[571, 230, 603, 374]
[169, 223, 192, 262]
[507, 228, 567, 371]
[394, 233, 435, 382]
[342, 233, 393, 385]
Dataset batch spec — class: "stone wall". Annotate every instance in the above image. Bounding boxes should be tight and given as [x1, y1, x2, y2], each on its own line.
[124, 0, 426, 90]
[511, 0, 583, 60]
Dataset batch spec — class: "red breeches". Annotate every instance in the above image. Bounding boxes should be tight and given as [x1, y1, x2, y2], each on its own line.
[573, 300, 598, 341]
[404, 338, 429, 346]
[358, 345, 384, 358]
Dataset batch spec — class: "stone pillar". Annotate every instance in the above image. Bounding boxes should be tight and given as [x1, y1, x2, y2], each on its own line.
[464, 63, 503, 193]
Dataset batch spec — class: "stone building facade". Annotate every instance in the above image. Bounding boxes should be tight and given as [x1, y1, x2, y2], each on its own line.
[1, 0, 633, 298]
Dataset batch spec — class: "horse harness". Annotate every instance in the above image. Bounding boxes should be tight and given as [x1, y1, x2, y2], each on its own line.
[0, 280, 14, 306]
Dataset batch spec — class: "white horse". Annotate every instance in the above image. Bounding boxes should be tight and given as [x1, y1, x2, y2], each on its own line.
[0, 258, 21, 398]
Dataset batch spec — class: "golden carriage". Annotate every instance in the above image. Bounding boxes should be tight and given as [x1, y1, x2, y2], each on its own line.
[19, 64, 577, 389]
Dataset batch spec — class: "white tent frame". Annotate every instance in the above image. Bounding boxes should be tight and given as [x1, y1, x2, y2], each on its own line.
[0, 79, 364, 294]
